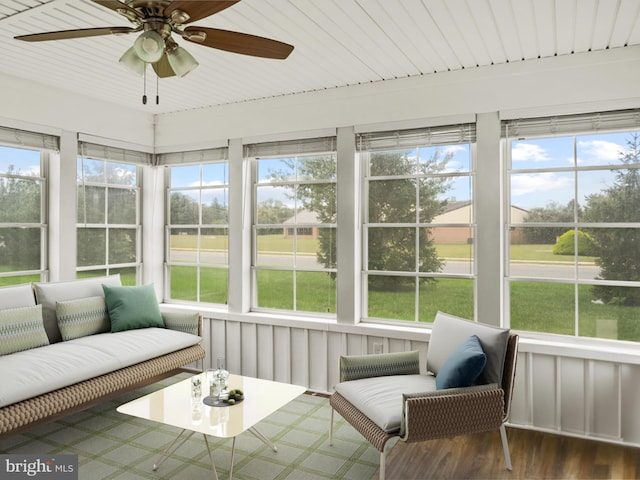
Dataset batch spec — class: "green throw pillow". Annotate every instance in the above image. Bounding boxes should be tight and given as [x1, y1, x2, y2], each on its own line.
[56, 296, 110, 341]
[102, 284, 164, 333]
[0, 305, 49, 355]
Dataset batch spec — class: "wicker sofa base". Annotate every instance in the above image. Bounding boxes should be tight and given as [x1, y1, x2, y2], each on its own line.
[0, 343, 205, 438]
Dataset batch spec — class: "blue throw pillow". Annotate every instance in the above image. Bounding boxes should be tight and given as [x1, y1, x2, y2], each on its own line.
[435, 335, 487, 390]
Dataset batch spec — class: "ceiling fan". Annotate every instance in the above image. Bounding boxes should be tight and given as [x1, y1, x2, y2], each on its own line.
[14, 0, 294, 79]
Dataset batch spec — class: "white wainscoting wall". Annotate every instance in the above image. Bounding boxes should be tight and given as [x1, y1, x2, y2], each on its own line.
[194, 312, 640, 449]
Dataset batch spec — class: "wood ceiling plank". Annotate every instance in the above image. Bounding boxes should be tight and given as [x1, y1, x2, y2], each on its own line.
[510, 0, 540, 60]
[467, 0, 507, 65]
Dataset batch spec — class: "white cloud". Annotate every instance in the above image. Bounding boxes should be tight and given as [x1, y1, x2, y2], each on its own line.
[511, 143, 551, 162]
[577, 139, 624, 165]
[511, 172, 572, 196]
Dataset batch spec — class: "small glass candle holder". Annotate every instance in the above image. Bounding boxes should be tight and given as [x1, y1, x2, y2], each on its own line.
[190, 374, 202, 399]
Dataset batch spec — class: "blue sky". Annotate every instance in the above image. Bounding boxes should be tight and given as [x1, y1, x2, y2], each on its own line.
[510, 131, 634, 210]
[0, 146, 41, 175]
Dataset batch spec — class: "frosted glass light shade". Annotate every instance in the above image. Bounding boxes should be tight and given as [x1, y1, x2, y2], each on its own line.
[133, 30, 164, 63]
[167, 46, 199, 77]
[119, 46, 146, 76]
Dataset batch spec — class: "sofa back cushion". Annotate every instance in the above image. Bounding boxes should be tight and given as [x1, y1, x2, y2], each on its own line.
[0, 305, 49, 355]
[426, 311, 509, 385]
[0, 283, 36, 310]
[33, 275, 122, 343]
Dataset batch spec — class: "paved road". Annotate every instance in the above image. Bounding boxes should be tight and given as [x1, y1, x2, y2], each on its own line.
[171, 249, 601, 279]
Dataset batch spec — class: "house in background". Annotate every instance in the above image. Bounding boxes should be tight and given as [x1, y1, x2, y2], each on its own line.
[432, 201, 529, 244]
[283, 210, 319, 239]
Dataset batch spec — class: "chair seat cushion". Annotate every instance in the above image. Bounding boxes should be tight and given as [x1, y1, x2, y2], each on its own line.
[334, 374, 436, 433]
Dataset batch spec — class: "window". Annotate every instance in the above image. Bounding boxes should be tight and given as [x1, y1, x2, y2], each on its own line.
[166, 160, 229, 304]
[505, 109, 640, 342]
[77, 143, 145, 285]
[359, 124, 476, 322]
[249, 137, 337, 314]
[0, 145, 46, 286]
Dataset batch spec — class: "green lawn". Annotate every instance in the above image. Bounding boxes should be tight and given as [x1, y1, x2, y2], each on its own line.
[3, 239, 637, 342]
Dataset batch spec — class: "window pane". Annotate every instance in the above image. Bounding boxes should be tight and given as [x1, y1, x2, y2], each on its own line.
[170, 265, 197, 301]
[202, 163, 228, 185]
[579, 285, 640, 342]
[200, 267, 228, 304]
[370, 149, 416, 177]
[201, 188, 228, 224]
[511, 172, 574, 212]
[419, 278, 474, 320]
[582, 227, 640, 282]
[108, 188, 137, 224]
[0, 228, 40, 270]
[200, 228, 227, 266]
[171, 165, 200, 187]
[298, 155, 336, 181]
[298, 183, 336, 222]
[79, 159, 105, 182]
[368, 227, 415, 271]
[0, 178, 40, 223]
[368, 275, 415, 320]
[257, 158, 294, 184]
[170, 228, 198, 263]
[108, 228, 136, 264]
[577, 132, 630, 168]
[106, 161, 136, 185]
[78, 186, 105, 224]
[580, 169, 640, 223]
[511, 137, 574, 170]
[315, 227, 336, 269]
[256, 228, 292, 267]
[369, 179, 417, 223]
[110, 266, 137, 286]
[510, 227, 576, 280]
[433, 228, 473, 275]
[510, 281, 575, 335]
[256, 186, 294, 224]
[296, 271, 336, 313]
[170, 190, 199, 224]
[77, 228, 106, 266]
[0, 146, 40, 175]
[256, 270, 293, 309]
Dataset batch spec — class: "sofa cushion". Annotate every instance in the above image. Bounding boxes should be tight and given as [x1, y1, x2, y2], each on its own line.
[56, 296, 110, 341]
[161, 310, 200, 336]
[33, 275, 122, 344]
[435, 335, 486, 390]
[0, 305, 49, 356]
[0, 283, 36, 310]
[334, 374, 437, 433]
[102, 283, 164, 332]
[427, 311, 509, 385]
[0, 327, 202, 408]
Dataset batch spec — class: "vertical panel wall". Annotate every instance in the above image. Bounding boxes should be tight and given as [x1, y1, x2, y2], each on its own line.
[198, 314, 640, 448]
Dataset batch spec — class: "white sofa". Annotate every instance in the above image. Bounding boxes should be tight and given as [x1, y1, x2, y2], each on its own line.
[0, 275, 205, 437]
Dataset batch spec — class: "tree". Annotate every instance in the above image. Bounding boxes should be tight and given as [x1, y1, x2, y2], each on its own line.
[0, 165, 41, 271]
[582, 132, 640, 305]
[271, 149, 452, 290]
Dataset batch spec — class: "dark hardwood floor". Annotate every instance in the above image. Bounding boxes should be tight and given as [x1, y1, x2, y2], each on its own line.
[374, 427, 640, 479]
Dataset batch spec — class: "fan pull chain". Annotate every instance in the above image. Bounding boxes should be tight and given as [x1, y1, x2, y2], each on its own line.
[156, 75, 159, 105]
[142, 67, 147, 105]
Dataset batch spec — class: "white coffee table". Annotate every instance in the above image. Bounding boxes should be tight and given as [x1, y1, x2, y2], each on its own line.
[117, 373, 306, 479]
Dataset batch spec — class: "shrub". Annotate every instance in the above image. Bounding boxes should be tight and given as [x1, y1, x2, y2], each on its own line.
[552, 230, 597, 256]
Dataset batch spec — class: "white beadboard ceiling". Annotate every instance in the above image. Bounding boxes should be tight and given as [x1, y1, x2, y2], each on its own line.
[0, 0, 639, 115]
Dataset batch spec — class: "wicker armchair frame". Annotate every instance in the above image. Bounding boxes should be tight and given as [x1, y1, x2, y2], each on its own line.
[329, 333, 519, 480]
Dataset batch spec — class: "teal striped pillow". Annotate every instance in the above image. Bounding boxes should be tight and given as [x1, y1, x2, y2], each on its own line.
[0, 305, 49, 355]
[56, 296, 110, 341]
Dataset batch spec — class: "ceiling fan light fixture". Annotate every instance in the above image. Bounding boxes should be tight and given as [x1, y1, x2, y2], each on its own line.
[133, 30, 164, 63]
[119, 46, 146, 76]
[167, 45, 199, 77]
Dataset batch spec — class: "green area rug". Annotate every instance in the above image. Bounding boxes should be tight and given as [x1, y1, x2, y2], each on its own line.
[0, 374, 379, 479]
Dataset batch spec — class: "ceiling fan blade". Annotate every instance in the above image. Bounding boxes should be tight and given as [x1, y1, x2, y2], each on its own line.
[15, 26, 136, 42]
[184, 27, 294, 59]
[164, 1, 239, 24]
[152, 54, 177, 78]
[92, 0, 143, 19]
